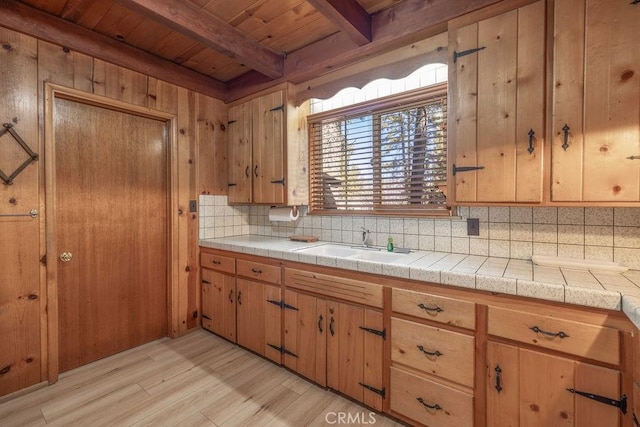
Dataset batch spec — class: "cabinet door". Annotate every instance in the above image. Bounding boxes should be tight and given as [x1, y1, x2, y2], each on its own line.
[263, 284, 282, 364]
[236, 279, 265, 355]
[487, 341, 621, 427]
[327, 301, 384, 408]
[552, 0, 640, 201]
[227, 102, 252, 203]
[450, 1, 545, 203]
[205, 269, 236, 342]
[201, 270, 214, 331]
[252, 91, 285, 204]
[283, 290, 325, 384]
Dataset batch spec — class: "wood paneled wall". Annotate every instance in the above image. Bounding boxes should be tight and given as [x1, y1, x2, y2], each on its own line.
[0, 27, 227, 397]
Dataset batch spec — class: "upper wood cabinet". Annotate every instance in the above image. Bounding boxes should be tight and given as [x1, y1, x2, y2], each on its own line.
[227, 86, 309, 206]
[551, 0, 640, 202]
[449, 0, 546, 204]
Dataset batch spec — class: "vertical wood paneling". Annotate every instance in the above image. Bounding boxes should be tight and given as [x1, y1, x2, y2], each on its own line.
[0, 29, 41, 397]
[252, 91, 285, 204]
[196, 94, 228, 195]
[551, 0, 585, 201]
[486, 341, 520, 426]
[515, 1, 545, 202]
[582, 0, 640, 201]
[286, 88, 309, 206]
[227, 103, 252, 203]
[147, 77, 178, 114]
[477, 10, 518, 202]
[451, 23, 479, 202]
[362, 309, 383, 411]
[93, 59, 148, 106]
[574, 363, 620, 427]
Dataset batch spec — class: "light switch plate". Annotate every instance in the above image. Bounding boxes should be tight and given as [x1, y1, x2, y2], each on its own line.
[189, 200, 197, 213]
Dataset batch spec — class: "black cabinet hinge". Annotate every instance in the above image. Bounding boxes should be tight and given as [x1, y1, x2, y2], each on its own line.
[228, 183, 237, 187]
[633, 412, 640, 427]
[632, 0, 640, 5]
[359, 326, 386, 339]
[202, 279, 211, 284]
[270, 104, 285, 112]
[266, 299, 299, 311]
[202, 314, 211, 320]
[267, 343, 298, 358]
[453, 46, 486, 63]
[567, 389, 627, 414]
[452, 164, 485, 176]
[359, 383, 385, 398]
[270, 177, 285, 186]
[227, 120, 237, 125]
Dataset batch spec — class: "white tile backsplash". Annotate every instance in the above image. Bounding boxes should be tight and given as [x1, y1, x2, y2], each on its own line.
[198, 199, 640, 269]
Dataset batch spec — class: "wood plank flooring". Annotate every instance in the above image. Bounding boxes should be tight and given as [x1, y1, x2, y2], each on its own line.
[0, 330, 403, 426]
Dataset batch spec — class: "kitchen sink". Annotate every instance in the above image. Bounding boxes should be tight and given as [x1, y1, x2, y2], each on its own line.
[293, 243, 414, 263]
[293, 244, 363, 258]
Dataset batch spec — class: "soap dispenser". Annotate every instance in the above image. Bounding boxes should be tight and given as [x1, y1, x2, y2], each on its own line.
[387, 236, 394, 252]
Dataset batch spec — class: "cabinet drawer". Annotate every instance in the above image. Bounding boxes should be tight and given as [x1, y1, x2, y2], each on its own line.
[390, 366, 473, 427]
[237, 260, 281, 285]
[488, 306, 619, 365]
[391, 317, 475, 387]
[201, 252, 235, 274]
[392, 288, 476, 330]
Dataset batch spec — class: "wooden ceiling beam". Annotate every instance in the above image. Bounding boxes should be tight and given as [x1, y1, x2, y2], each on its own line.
[306, 0, 371, 46]
[114, 0, 284, 79]
[0, 0, 227, 99]
[60, 0, 94, 21]
[228, 0, 500, 100]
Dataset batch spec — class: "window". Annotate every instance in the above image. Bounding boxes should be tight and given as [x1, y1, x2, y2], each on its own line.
[308, 83, 448, 216]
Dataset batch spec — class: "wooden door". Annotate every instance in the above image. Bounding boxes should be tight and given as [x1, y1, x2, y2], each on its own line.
[552, 0, 640, 201]
[283, 290, 325, 383]
[209, 271, 236, 342]
[487, 341, 621, 427]
[54, 97, 168, 373]
[450, 1, 545, 203]
[236, 279, 266, 355]
[227, 102, 252, 203]
[252, 91, 285, 204]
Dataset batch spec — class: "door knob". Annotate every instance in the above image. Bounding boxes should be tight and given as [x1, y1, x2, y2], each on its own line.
[59, 252, 73, 262]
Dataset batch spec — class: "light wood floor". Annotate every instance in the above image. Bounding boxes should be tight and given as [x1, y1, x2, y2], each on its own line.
[0, 330, 404, 426]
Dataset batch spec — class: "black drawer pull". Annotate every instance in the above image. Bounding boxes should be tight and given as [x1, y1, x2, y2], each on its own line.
[237, 291, 242, 305]
[228, 290, 233, 303]
[329, 316, 335, 336]
[251, 268, 262, 274]
[416, 397, 442, 411]
[495, 365, 503, 393]
[318, 314, 324, 333]
[417, 303, 443, 313]
[0, 365, 10, 375]
[212, 260, 221, 265]
[530, 326, 569, 339]
[417, 345, 442, 357]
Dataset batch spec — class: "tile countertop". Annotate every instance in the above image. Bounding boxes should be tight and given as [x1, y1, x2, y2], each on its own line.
[199, 235, 640, 330]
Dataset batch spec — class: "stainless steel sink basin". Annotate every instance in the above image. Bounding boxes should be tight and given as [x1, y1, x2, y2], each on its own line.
[293, 243, 412, 262]
[293, 244, 362, 258]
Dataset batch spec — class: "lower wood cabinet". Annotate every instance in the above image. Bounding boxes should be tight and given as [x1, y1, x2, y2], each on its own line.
[236, 279, 282, 363]
[282, 289, 385, 411]
[487, 341, 622, 427]
[201, 268, 236, 343]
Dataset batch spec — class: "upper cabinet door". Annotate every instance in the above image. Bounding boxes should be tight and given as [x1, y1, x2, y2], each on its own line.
[227, 103, 252, 203]
[252, 91, 286, 205]
[450, 1, 545, 203]
[552, 0, 640, 202]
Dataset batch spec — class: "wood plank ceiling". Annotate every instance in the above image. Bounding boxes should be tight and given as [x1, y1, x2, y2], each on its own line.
[5, 0, 500, 100]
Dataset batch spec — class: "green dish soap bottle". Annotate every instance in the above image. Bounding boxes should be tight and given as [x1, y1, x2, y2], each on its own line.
[387, 236, 394, 252]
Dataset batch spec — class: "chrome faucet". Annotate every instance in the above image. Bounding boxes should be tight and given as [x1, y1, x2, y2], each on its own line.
[360, 227, 370, 247]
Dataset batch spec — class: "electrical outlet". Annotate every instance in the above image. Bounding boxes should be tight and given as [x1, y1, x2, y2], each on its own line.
[189, 200, 197, 213]
[467, 218, 480, 236]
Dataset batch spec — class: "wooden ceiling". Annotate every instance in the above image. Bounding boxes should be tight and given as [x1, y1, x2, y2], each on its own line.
[4, 0, 501, 101]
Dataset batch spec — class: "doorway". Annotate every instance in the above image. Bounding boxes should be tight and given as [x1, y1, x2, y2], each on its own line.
[49, 91, 172, 373]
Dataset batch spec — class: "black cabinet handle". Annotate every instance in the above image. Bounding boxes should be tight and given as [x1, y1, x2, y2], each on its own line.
[416, 397, 442, 411]
[212, 260, 221, 265]
[329, 316, 335, 336]
[530, 325, 569, 338]
[318, 314, 324, 333]
[254, 165, 259, 177]
[495, 365, 503, 393]
[417, 345, 442, 357]
[251, 268, 262, 274]
[228, 290, 233, 303]
[562, 124, 570, 151]
[417, 303, 443, 313]
[528, 129, 535, 154]
[245, 166, 250, 177]
[237, 291, 242, 305]
[0, 365, 10, 375]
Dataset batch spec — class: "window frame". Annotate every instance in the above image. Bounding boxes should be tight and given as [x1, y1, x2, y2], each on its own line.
[307, 83, 450, 217]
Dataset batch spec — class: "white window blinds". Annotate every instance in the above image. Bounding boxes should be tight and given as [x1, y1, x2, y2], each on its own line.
[308, 84, 449, 216]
